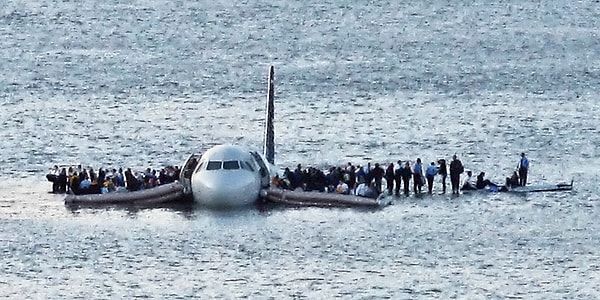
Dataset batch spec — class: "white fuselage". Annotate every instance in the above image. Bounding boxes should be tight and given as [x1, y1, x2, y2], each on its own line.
[190, 145, 270, 207]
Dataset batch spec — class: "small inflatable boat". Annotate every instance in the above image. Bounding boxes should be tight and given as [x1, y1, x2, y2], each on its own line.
[64, 181, 185, 205]
[261, 187, 387, 207]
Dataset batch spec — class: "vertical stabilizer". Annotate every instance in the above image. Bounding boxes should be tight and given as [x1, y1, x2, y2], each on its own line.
[263, 65, 275, 165]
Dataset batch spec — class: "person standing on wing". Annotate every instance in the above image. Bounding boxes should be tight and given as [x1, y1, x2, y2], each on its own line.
[385, 163, 395, 195]
[400, 161, 413, 196]
[437, 159, 448, 194]
[412, 158, 424, 194]
[394, 160, 403, 196]
[425, 162, 438, 194]
[449, 154, 464, 194]
[518, 152, 529, 186]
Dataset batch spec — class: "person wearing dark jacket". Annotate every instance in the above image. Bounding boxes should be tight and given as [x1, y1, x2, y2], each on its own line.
[125, 168, 139, 191]
[57, 168, 68, 193]
[476, 172, 498, 190]
[399, 161, 413, 196]
[505, 171, 519, 188]
[371, 163, 384, 194]
[385, 163, 395, 195]
[394, 160, 403, 196]
[449, 155, 464, 194]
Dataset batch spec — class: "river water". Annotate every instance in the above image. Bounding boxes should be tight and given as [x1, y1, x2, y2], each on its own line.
[1, 0, 599, 298]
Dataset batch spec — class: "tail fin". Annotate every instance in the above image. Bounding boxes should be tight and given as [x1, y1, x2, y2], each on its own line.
[263, 65, 275, 165]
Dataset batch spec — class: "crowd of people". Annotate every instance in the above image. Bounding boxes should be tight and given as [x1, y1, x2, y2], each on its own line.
[47, 164, 181, 195]
[48, 153, 530, 198]
[273, 153, 530, 197]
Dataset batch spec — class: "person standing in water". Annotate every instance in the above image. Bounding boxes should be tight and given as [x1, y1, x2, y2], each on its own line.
[518, 152, 529, 186]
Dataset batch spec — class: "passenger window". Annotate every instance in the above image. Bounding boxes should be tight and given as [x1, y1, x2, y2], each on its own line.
[206, 161, 222, 170]
[223, 161, 240, 170]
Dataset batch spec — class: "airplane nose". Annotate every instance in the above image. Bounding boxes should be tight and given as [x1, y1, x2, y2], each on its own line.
[193, 172, 259, 207]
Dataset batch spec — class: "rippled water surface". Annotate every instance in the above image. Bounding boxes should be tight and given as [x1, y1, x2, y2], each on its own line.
[1, 0, 599, 298]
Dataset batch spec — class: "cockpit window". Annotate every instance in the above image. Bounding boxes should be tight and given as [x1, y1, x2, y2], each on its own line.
[244, 161, 255, 172]
[194, 161, 204, 173]
[206, 161, 222, 170]
[223, 161, 240, 170]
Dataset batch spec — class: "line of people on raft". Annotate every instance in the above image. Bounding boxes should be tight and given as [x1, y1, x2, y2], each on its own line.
[273, 153, 529, 197]
[47, 164, 181, 195]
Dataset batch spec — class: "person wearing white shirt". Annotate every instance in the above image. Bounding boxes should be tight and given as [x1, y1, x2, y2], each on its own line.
[355, 182, 377, 198]
[461, 170, 476, 191]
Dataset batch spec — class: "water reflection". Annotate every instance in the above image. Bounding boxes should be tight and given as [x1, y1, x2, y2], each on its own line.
[65, 199, 198, 219]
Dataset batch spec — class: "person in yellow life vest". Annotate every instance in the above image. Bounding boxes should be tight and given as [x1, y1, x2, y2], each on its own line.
[102, 177, 115, 194]
[271, 174, 283, 188]
[69, 172, 80, 194]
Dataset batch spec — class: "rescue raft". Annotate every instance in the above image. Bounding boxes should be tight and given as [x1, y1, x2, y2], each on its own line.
[64, 181, 185, 205]
[262, 188, 389, 207]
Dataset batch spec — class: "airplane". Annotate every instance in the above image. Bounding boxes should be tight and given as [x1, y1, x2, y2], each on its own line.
[178, 66, 277, 207]
[63, 66, 378, 208]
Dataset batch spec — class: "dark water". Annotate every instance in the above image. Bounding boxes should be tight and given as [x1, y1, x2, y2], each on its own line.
[1, 0, 599, 298]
